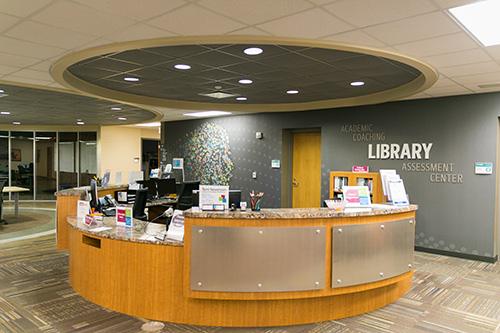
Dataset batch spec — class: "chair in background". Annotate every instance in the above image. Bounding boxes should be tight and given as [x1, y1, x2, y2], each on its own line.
[0, 180, 7, 225]
[132, 188, 149, 221]
[176, 181, 200, 210]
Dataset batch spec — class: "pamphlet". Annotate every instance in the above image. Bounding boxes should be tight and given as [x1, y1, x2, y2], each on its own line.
[167, 210, 184, 242]
[199, 185, 229, 210]
[77, 200, 91, 218]
[116, 206, 133, 227]
[342, 186, 372, 207]
[388, 179, 409, 206]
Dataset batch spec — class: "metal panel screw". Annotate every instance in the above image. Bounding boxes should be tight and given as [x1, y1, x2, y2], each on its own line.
[409, 220, 413, 224]
[337, 279, 342, 284]
[315, 281, 320, 286]
[381, 225, 385, 229]
[197, 282, 202, 287]
[408, 264, 412, 268]
[338, 229, 342, 233]
[259, 230, 263, 235]
[198, 229, 203, 234]
[258, 283, 262, 288]
[380, 272, 384, 277]
[316, 229, 321, 234]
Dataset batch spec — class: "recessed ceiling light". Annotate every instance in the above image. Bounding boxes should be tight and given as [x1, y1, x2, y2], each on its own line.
[111, 107, 121, 110]
[124, 77, 139, 82]
[183, 111, 232, 117]
[244, 47, 263, 55]
[449, 0, 500, 47]
[1, 111, 10, 115]
[239, 79, 253, 84]
[118, 117, 127, 120]
[13, 122, 20, 125]
[236, 97, 247, 101]
[77, 121, 84, 125]
[351, 81, 365, 86]
[287, 90, 299, 94]
[0, 90, 4, 93]
[174, 64, 191, 70]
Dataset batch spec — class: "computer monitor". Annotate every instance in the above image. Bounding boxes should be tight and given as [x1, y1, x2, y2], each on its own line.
[138, 179, 157, 199]
[229, 190, 241, 208]
[157, 178, 177, 197]
[89, 179, 100, 213]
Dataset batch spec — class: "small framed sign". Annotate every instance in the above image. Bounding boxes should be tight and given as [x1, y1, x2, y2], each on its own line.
[352, 166, 369, 173]
[475, 162, 492, 175]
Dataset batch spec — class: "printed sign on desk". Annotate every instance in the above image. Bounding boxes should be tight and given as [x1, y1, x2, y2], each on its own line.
[199, 185, 229, 210]
[342, 186, 372, 207]
[116, 207, 133, 227]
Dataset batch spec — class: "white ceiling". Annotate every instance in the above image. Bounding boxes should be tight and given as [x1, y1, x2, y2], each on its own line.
[1, 0, 500, 123]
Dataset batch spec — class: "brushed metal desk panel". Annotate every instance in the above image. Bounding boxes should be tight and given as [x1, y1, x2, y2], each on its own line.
[332, 217, 414, 288]
[190, 226, 326, 292]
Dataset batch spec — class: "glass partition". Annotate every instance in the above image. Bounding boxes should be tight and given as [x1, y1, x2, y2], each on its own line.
[0, 131, 8, 203]
[35, 132, 57, 200]
[10, 131, 34, 200]
[58, 132, 77, 190]
[79, 132, 97, 186]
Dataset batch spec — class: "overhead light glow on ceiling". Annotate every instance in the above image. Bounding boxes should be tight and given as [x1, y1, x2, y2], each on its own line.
[239, 79, 253, 84]
[0, 90, 4, 93]
[449, 0, 500, 47]
[350, 81, 365, 86]
[124, 77, 139, 82]
[77, 121, 84, 125]
[244, 47, 263, 55]
[174, 64, 191, 70]
[1, 111, 10, 115]
[111, 107, 121, 110]
[287, 90, 299, 94]
[183, 111, 232, 117]
[135, 122, 161, 127]
[13, 122, 20, 125]
[118, 117, 127, 120]
[236, 97, 247, 101]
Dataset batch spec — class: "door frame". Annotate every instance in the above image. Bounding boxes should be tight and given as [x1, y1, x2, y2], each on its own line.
[281, 127, 321, 208]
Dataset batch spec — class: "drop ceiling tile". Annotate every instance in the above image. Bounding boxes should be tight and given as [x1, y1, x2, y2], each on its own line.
[324, 0, 437, 28]
[425, 85, 473, 96]
[0, 0, 53, 17]
[9, 68, 53, 81]
[322, 30, 386, 48]
[422, 49, 491, 68]
[0, 36, 66, 59]
[31, 1, 136, 37]
[184, 50, 246, 68]
[196, 69, 242, 81]
[256, 8, 354, 39]
[109, 50, 172, 66]
[197, 0, 313, 25]
[147, 4, 246, 35]
[0, 64, 20, 76]
[432, 77, 457, 87]
[1, 76, 53, 86]
[74, 0, 186, 21]
[107, 24, 177, 43]
[255, 52, 316, 69]
[0, 52, 40, 68]
[433, 0, 475, 10]
[227, 26, 273, 36]
[439, 62, 500, 78]
[485, 45, 500, 60]
[148, 45, 212, 58]
[394, 33, 478, 58]
[222, 61, 276, 76]
[464, 83, 500, 93]
[452, 72, 500, 85]
[362, 11, 461, 45]
[5, 21, 95, 49]
[0, 12, 20, 32]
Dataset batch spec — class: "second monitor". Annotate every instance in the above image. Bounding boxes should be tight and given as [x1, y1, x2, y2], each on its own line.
[156, 178, 177, 198]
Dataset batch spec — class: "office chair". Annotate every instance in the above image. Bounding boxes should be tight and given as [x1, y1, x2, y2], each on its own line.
[0, 180, 7, 225]
[176, 181, 200, 210]
[132, 188, 149, 221]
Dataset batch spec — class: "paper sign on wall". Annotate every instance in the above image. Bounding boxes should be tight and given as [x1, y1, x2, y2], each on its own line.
[475, 162, 492, 174]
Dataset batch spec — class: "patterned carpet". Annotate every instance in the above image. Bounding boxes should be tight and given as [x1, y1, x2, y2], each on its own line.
[0, 234, 499, 333]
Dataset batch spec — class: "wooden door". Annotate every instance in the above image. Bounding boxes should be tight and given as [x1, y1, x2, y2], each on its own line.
[292, 132, 321, 208]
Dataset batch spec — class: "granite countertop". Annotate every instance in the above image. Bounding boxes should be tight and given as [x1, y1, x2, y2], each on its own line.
[55, 184, 128, 197]
[67, 215, 183, 246]
[183, 204, 418, 219]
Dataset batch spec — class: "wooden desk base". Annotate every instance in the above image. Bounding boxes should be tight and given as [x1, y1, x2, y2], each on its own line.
[69, 226, 412, 327]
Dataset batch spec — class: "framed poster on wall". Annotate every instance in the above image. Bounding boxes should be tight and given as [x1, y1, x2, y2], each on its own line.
[11, 149, 21, 161]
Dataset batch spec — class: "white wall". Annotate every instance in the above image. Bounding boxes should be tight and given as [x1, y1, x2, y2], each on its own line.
[100, 126, 159, 185]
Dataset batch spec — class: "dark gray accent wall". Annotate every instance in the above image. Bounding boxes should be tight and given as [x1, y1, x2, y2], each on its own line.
[163, 92, 500, 261]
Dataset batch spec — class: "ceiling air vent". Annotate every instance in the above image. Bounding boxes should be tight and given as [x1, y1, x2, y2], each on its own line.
[199, 91, 239, 99]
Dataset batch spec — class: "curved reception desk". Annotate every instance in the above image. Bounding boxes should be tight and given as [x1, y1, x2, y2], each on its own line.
[67, 205, 417, 327]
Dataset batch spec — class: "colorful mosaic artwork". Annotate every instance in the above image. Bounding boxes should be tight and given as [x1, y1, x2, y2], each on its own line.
[183, 122, 234, 185]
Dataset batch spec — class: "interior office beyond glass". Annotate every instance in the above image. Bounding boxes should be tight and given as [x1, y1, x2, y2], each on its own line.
[0, 131, 97, 201]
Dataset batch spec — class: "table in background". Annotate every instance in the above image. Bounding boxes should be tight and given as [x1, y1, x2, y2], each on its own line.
[3, 186, 30, 218]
